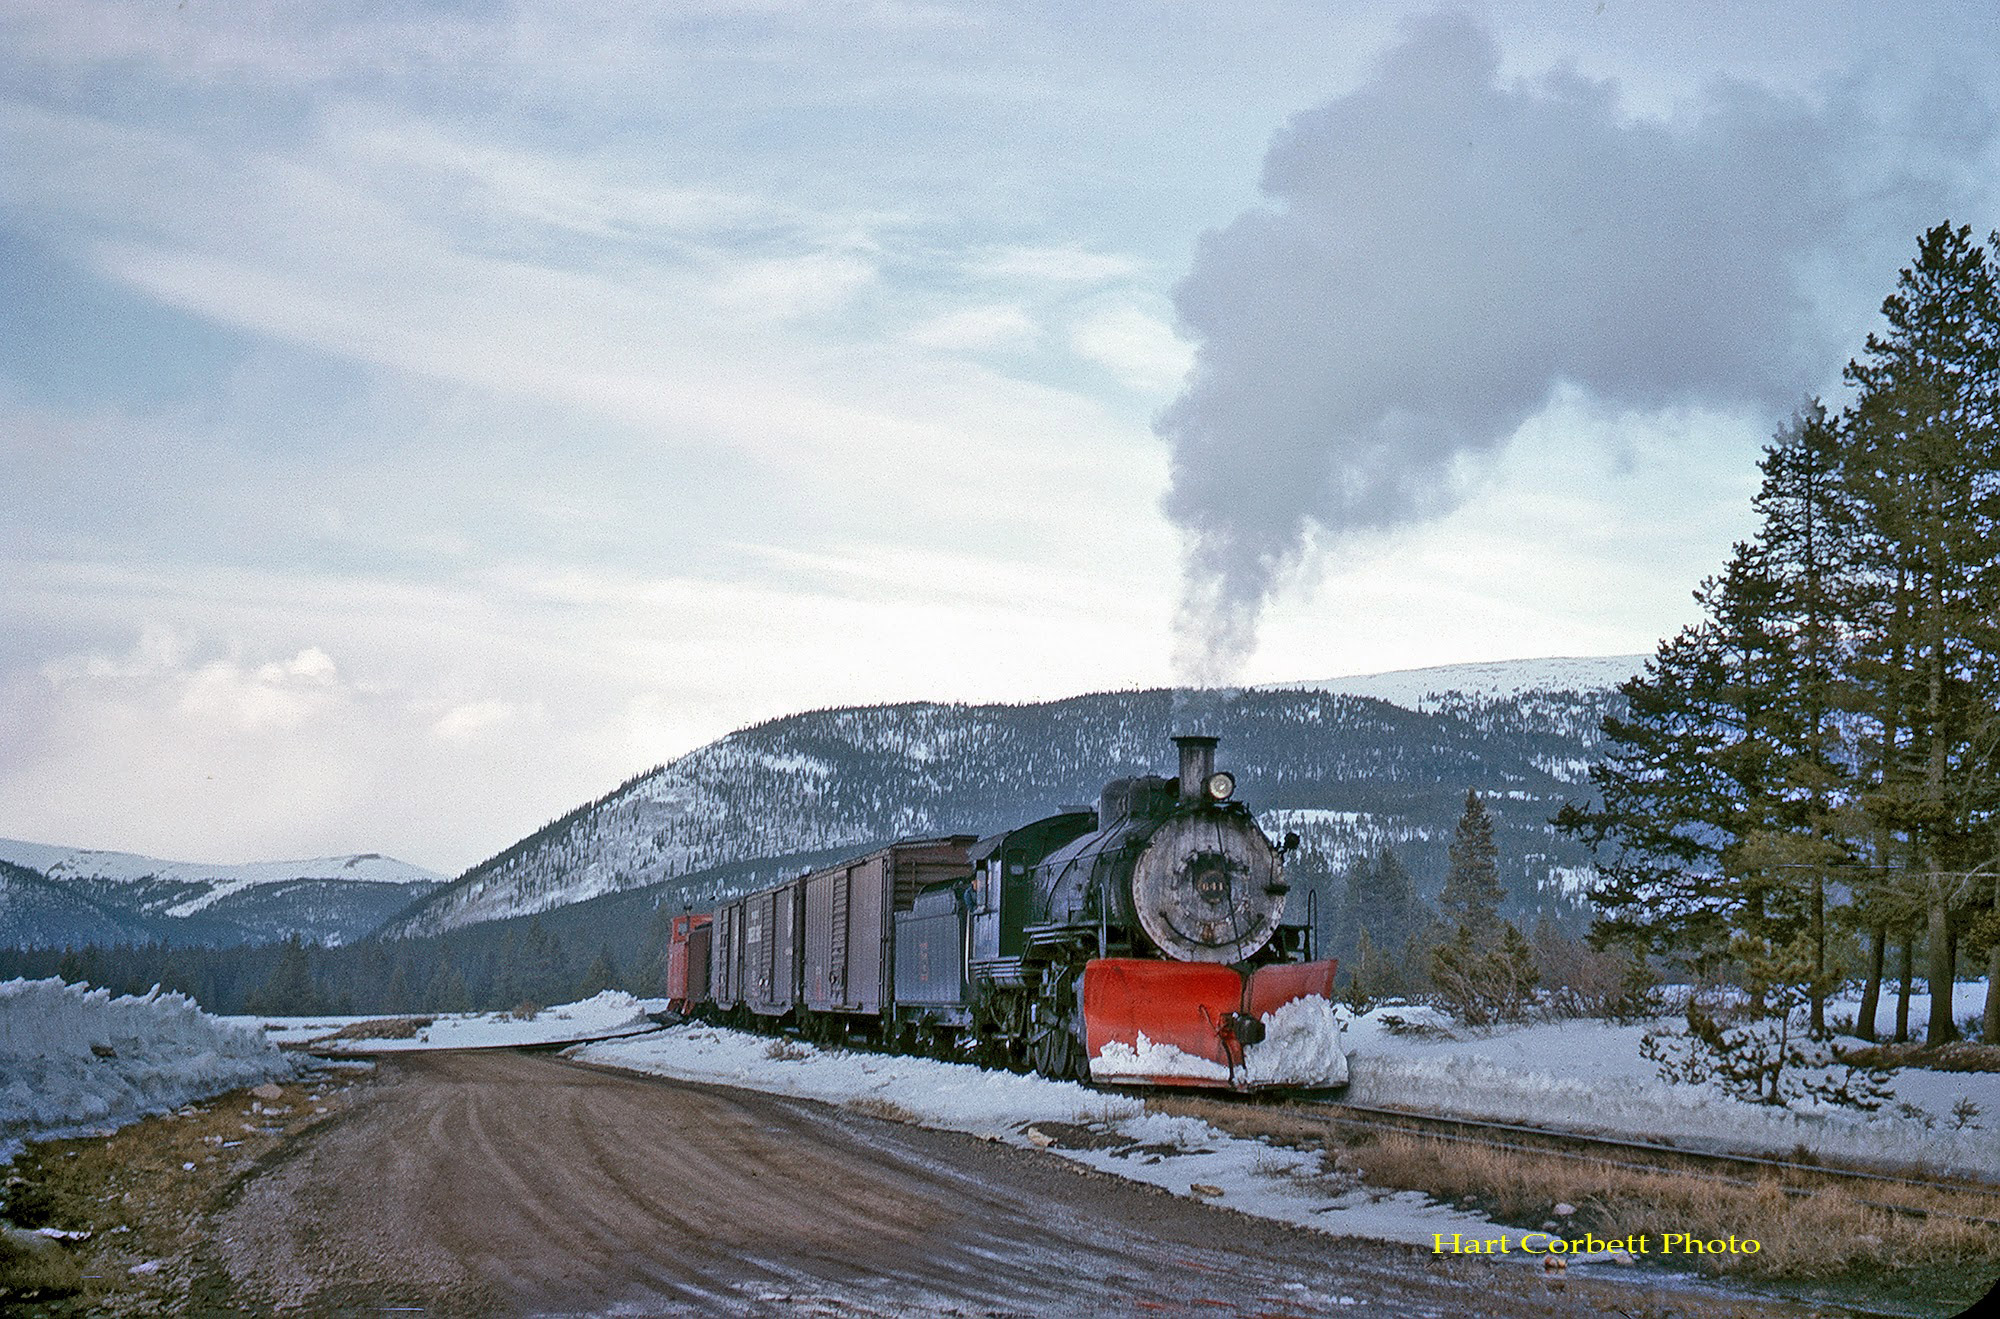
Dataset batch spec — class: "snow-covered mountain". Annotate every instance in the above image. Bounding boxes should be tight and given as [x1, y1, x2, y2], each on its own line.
[1263, 654, 1646, 711]
[0, 840, 445, 949]
[385, 658, 1635, 940]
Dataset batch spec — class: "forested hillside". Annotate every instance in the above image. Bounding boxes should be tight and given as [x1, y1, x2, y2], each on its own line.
[383, 679, 1630, 940]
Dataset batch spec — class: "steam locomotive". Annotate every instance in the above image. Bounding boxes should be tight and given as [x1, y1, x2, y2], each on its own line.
[664, 734, 1343, 1089]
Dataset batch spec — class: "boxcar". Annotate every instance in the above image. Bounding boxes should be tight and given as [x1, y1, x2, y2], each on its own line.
[710, 897, 746, 1013]
[801, 836, 975, 1029]
[743, 878, 805, 1019]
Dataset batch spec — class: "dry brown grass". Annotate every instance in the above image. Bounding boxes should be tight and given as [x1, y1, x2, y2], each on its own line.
[0, 1228, 86, 1303]
[1151, 1096, 2000, 1285]
[0, 1071, 369, 1315]
[1343, 1128, 1999, 1279]
[845, 1097, 921, 1125]
[321, 1015, 433, 1042]
[1838, 1040, 2000, 1073]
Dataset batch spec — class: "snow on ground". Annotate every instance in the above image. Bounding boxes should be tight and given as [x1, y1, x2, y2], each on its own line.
[304, 991, 660, 1053]
[573, 1023, 1516, 1255]
[1342, 981, 2000, 1177]
[0, 977, 294, 1160]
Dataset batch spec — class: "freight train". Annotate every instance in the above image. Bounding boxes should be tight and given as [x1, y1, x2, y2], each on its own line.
[663, 734, 1346, 1090]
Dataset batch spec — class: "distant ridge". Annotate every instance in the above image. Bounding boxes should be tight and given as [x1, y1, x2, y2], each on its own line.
[0, 839, 446, 949]
[1263, 654, 1645, 712]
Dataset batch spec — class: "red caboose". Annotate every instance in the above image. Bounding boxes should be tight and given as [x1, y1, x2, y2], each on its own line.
[664, 912, 712, 1016]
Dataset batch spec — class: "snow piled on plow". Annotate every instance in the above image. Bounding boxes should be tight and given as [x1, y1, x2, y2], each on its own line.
[1090, 994, 1349, 1087]
[1, 977, 293, 1159]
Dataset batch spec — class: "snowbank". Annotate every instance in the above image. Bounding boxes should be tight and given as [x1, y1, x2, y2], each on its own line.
[0, 977, 294, 1159]
[1343, 987, 2000, 1177]
[574, 1024, 1511, 1253]
[1089, 994, 1349, 1087]
[308, 991, 657, 1053]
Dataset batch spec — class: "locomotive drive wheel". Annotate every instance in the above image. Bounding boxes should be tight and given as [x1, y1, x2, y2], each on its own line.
[1028, 961, 1086, 1082]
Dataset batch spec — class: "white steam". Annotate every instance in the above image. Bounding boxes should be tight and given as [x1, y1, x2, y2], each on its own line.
[1157, 13, 1984, 683]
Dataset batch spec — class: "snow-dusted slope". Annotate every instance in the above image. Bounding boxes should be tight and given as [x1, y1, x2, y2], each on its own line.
[1264, 654, 1645, 712]
[387, 671, 1629, 940]
[0, 840, 446, 949]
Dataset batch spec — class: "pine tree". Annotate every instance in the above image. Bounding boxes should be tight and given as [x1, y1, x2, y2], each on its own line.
[382, 957, 412, 1015]
[1840, 222, 2000, 1044]
[1437, 789, 1504, 937]
[425, 959, 470, 1013]
[249, 935, 322, 1016]
[1745, 402, 1859, 1032]
[578, 947, 619, 998]
[1344, 926, 1374, 1009]
[1342, 850, 1428, 960]
[1556, 621, 1744, 977]
[1641, 934, 1890, 1109]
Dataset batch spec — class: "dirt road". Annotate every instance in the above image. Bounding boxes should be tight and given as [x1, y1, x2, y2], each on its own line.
[197, 1050, 1800, 1316]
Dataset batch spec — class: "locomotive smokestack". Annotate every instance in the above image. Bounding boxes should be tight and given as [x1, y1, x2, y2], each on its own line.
[1173, 734, 1217, 803]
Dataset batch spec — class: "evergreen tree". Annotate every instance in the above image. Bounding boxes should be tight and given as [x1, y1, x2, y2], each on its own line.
[1744, 402, 1859, 1032]
[1437, 789, 1504, 936]
[1840, 222, 2000, 1044]
[248, 935, 322, 1016]
[1343, 926, 1375, 1009]
[1641, 933, 1891, 1109]
[578, 947, 620, 998]
[1431, 789, 1536, 1023]
[382, 957, 412, 1015]
[425, 958, 471, 1013]
[1563, 404, 1875, 1004]
[1556, 621, 1744, 976]
[1341, 850, 1428, 959]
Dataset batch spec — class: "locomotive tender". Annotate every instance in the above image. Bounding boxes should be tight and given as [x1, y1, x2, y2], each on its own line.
[665, 734, 1342, 1089]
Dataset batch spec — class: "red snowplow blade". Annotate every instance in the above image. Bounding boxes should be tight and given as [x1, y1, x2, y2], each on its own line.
[1081, 957, 1339, 1089]
[1246, 958, 1338, 1018]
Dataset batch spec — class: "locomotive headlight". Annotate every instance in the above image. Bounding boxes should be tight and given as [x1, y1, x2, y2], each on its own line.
[1204, 771, 1235, 801]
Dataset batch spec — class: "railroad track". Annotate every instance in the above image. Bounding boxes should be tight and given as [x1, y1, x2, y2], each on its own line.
[1303, 1099, 2000, 1227]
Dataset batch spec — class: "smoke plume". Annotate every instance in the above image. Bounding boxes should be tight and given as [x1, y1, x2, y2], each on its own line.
[1157, 13, 1933, 683]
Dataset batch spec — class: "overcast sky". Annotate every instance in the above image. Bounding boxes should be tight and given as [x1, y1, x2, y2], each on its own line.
[3, 2, 1995, 873]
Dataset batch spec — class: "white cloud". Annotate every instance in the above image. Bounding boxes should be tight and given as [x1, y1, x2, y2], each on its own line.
[430, 699, 535, 743]
[702, 249, 878, 320]
[1067, 302, 1193, 392]
[966, 244, 1139, 285]
[904, 303, 1038, 351]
